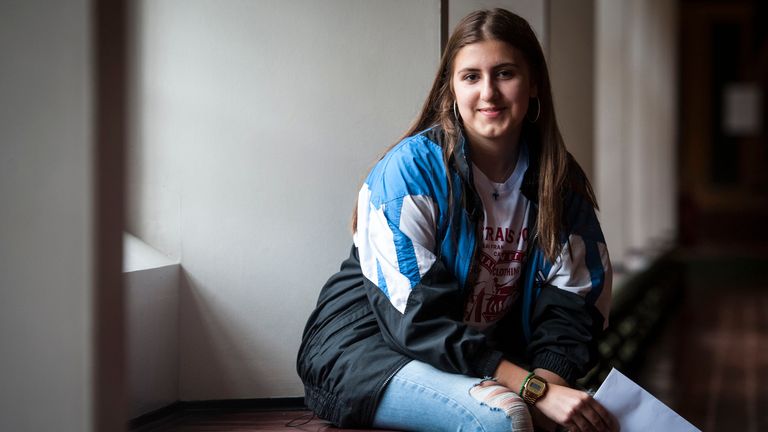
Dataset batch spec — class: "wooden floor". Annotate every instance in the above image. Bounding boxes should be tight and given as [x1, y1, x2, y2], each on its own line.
[132, 249, 768, 432]
[132, 409, 391, 432]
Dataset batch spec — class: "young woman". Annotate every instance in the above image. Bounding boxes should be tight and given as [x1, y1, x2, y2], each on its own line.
[297, 8, 616, 432]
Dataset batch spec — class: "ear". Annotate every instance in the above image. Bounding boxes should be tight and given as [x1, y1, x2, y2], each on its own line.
[530, 83, 538, 98]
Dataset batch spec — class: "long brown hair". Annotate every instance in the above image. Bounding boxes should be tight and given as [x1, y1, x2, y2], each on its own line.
[353, 8, 597, 262]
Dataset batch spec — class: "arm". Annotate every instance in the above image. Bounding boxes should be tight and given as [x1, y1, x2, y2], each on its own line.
[492, 361, 617, 431]
[354, 143, 504, 377]
[517, 191, 616, 431]
[527, 190, 613, 384]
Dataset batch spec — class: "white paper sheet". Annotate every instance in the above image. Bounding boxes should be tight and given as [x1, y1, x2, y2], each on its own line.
[593, 368, 701, 432]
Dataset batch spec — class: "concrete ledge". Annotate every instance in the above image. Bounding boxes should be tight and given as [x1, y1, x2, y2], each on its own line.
[124, 233, 180, 418]
[124, 233, 177, 273]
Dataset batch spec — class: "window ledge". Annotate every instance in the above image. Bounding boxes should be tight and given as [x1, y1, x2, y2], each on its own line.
[123, 233, 178, 273]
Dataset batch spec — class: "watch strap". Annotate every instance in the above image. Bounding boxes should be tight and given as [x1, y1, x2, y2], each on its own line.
[519, 371, 535, 397]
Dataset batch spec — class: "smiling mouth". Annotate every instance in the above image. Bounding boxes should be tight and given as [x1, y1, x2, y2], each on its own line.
[478, 107, 506, 116]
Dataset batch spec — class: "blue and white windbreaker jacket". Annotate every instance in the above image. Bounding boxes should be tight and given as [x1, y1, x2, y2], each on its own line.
[297, 125, 612, 427]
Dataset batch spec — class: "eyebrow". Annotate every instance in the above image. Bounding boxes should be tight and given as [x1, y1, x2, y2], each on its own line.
[455, 62, 520, 74]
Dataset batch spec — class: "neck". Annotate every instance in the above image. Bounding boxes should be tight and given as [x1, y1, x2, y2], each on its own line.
[467, 130, 521, 183]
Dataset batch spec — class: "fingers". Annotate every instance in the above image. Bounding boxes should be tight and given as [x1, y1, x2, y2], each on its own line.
[567, 409, 593, 432]
[583, 401, 611, 431]
[579, 402, 611, 431]
[589, 399, 619, 431]
[564, 396, 618, 432]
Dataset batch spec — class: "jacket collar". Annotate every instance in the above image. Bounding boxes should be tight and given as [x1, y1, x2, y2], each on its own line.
[452, 130, 474, 187]
[452, 131, 483, 222]
[451, 125, 541, 206]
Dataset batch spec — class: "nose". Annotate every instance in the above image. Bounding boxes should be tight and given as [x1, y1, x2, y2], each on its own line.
[480, 78, 498, 101]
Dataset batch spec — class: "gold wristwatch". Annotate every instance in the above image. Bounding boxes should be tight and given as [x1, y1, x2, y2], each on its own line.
[521, 374, 548, 405]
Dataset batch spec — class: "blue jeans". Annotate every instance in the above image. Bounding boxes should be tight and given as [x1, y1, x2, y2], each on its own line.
[372, 360, 534, 432]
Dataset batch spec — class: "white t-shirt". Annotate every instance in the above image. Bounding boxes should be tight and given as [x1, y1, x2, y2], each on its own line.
[463, 147, 531, 331]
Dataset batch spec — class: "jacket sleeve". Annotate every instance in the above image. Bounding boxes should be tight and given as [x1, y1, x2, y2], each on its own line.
[526, 191, 612, 384]
[354, 157, 503, 378]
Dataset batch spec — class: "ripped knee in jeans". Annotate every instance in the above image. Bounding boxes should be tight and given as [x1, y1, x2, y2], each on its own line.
[469, 379, 534, 431]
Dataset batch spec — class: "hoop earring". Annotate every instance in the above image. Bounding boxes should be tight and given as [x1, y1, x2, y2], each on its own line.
[453, 100, 461, 124]
[527, 96, 541, 123]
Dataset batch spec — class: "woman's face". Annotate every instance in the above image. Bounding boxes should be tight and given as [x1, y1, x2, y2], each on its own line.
[452, 39, 536, 148]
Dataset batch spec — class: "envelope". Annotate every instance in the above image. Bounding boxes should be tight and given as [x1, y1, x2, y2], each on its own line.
[593, 368, 701, 432]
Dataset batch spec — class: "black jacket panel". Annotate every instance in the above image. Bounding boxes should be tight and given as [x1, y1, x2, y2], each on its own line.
[365, 257, 504, 379]
[297, 247, 408, 427]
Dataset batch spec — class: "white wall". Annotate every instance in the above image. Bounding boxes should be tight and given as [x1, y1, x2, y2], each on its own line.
[0, 1, 94, 430]
[595, 0, 629, 268]
[595, 0, 678, 269]
[128, 0, 441, 399]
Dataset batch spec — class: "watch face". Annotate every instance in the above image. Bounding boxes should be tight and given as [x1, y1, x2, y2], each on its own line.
[528, 378, 546, 396]
[530, 380, 543, 392]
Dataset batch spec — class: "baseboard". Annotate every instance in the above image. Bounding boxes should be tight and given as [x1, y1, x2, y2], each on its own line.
[178, 397, 306, 411]
[128, 397, 307, 429]
[128, 401, 183, 429]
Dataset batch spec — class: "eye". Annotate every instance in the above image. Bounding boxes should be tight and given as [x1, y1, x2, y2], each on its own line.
[462, 73, 480, 82]
[497, 69, 515, 79]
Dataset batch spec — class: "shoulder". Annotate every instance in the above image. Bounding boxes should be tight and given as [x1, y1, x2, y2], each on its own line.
[364, 128, 448, 205]
[379, 129, 445, 175]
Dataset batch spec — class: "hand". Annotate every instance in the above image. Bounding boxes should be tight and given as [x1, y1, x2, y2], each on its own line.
[535, 384, 619, 432]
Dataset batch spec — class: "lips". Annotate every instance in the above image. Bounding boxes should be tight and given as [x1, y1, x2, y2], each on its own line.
[477, 107, 506, 118]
